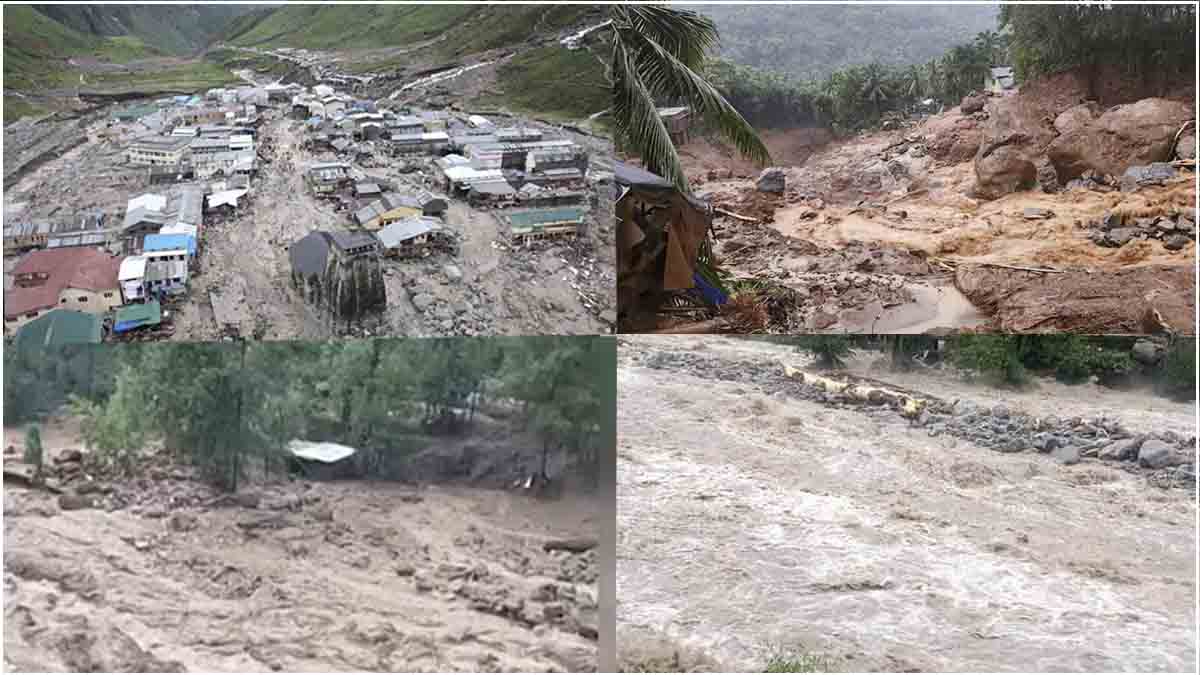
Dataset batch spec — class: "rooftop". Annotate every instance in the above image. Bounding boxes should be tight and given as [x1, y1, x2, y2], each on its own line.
[130, 135, 193, 152]
[7, 247, 122, 317]
[377, 216, 443, 248]
[14, 310, 102, 349]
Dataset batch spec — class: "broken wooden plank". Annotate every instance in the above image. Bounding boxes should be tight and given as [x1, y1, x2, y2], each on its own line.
[714, 207, 759, 223]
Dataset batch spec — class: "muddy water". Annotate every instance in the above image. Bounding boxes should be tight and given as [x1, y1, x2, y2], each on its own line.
[617, 337, 1196, 672]
[4, 423, 600, 672]
[835, 281, 988, 334]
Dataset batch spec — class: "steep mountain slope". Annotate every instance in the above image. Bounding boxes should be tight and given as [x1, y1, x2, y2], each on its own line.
[694, 3, 999, 79]
[224, 3, 602, 58]
[31, 4, 255, 54]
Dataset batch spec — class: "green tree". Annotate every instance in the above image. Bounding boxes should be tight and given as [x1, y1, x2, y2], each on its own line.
[859, 62, 892, 120]
[949, 335, 1029, 387]
[793, 336, 852, 370]
[608, 3, 770, 189]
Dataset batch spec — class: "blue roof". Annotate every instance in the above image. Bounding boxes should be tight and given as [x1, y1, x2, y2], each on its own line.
[144, 233, 196, 256]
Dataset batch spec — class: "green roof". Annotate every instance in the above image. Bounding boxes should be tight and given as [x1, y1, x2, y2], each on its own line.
[503, 207, 587, 234]
[14, 310, 102, 350]
[114, 300, 162, 333]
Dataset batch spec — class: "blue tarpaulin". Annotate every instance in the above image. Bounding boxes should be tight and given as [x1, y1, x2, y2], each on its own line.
[691, 272, 728, 306]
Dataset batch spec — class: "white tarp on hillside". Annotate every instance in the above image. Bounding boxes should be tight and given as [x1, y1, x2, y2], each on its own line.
[288, 440, 357, 463]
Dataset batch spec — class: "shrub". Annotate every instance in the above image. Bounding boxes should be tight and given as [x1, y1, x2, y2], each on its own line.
[950, 335, 1029, 387]
[23, 425, 44, 473]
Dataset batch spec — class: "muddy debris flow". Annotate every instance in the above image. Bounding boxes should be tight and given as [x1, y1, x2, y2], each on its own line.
[3, 422, 600, 673]
[617, 336, 1196, 672]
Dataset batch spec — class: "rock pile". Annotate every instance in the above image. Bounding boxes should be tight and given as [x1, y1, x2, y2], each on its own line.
[1085, 206, 1195, 250]
[635, 348, 1195, 486]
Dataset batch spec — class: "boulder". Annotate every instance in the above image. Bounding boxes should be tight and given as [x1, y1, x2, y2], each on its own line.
[1053, 102, 1099, 135]
[1098, 437, 1142, 461]
[1051, 445, 1081, 465]
[1104, 227, 1138, 247]
[1175, 131, 1195, 160]
[756, 167, 786, 194]
[1137, 439, 1177, 469]
[1164, 234, 1191, 251]
[961, 93, 987, 115]
[972, 145, 1037, 199]
[1120, 162, 1178, 192]
[923, 115, 982, 163]
[442, 264, 463, 283]
[58, 495, 94, 511]
[167, 512, 199, 532]
[1023, 207, 1055, 220]
[1131, 338, 1165, 365]
[411, 293, 435, 311]
[1047, 98, 1194, 180]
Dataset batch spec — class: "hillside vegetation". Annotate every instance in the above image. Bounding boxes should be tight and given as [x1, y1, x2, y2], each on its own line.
[225, 3, 602, 59]
[695, 3, 999, 80]
[32, 3, 253, 55]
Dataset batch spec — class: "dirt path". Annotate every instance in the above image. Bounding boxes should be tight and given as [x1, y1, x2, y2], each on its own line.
[3, 424, 600, 672]
[616, 336, 1196, 672]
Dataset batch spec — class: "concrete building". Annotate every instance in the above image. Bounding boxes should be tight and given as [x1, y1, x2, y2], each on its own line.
[126, 135, 193, 166]
[4, 247, 123, 332]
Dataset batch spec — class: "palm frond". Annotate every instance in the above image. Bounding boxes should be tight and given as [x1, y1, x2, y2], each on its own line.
[612, 4, 716, 70]
[610, 35, 686, 188]
[619, 26, 771, 168]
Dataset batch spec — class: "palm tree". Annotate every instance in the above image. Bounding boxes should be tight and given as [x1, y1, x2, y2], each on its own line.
[607, 3, 771, 189]
[925, 59, 942, 99]
[859, 62, 891, 119]
[974, 30, 1005, 64]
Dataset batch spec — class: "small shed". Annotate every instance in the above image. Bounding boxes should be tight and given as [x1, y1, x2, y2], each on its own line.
[113, 300, 162, 334]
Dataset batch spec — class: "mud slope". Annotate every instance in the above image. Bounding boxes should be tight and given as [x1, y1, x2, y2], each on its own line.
[683, 106, 1195, 333]
[616, 336, 1196, 672]
[3, 426, 600, 672]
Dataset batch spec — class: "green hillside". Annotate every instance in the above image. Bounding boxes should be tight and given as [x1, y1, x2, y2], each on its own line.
[225, 3, 602, 58]
[32, 4, 254, 54]
[694, 3, 1000, 79]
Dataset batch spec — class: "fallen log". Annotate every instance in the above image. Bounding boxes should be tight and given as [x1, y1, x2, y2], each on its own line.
[783, 365, 930, 419]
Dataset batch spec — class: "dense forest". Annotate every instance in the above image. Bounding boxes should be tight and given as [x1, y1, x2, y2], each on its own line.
[4, 337, 616, 492]
[694, 2, 999, 81]
[700, 3, 1196, 133]
[771, 335, 1195, 402]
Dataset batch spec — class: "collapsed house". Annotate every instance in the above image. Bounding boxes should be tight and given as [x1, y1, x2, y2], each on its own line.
[288, 230, 387, 322]
[615, 161, 714, 332]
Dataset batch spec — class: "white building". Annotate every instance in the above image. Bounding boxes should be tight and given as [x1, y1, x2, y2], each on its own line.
[118, 256, 148, 303]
